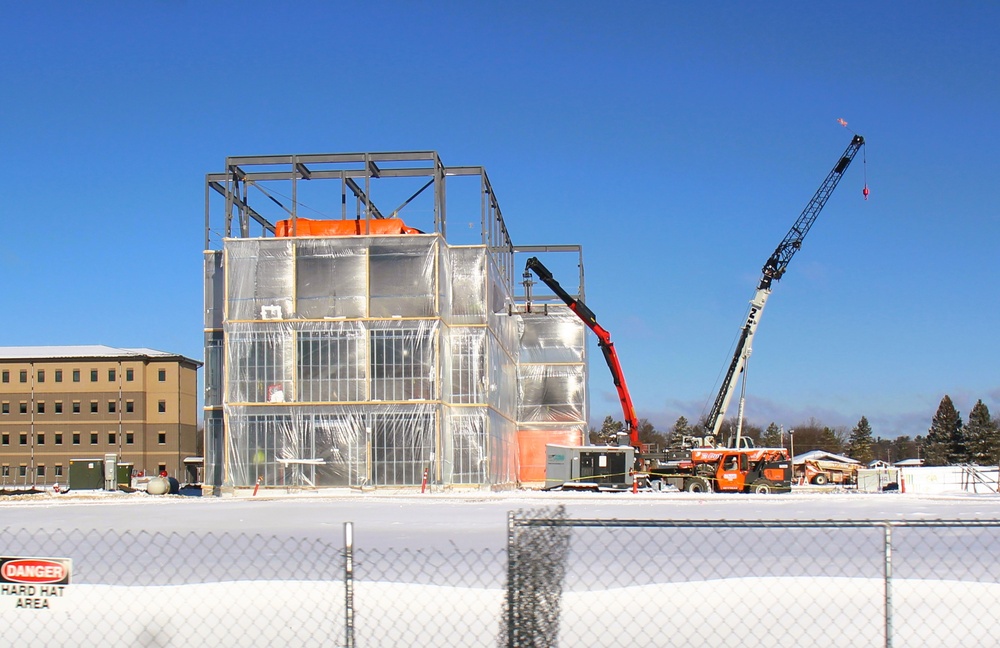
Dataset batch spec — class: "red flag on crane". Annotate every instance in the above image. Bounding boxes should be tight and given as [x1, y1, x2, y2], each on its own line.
[837, 118, 848, 127]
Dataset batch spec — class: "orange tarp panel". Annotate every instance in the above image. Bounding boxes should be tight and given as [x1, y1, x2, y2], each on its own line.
[517, 429, 583, 483]
[274, 217, 422, 237]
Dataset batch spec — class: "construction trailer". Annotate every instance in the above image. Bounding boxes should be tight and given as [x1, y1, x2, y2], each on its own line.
[203, 151, 589, 493]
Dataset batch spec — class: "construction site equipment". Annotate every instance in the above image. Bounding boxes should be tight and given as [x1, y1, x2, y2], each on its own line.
[704, 134, 866, 440]
[646, 444, 792, 493]
[524, 256, 640, 449]
[544, 444, 635, 490]
[802, 459, 859, 485]
[525, 256, 792, 493]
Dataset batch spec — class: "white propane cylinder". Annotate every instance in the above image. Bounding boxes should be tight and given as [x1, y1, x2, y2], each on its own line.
[146, 477, 169, 495]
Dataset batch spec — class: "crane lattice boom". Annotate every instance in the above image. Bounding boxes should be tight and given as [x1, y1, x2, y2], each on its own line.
[706, 134, 865, 438]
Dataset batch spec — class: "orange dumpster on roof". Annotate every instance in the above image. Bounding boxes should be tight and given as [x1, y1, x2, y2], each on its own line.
[517, 428, 583, 483]
[274, 217, 423, 237]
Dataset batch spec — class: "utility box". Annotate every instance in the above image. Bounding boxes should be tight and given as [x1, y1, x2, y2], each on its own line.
[103, 453, 117, 491]
[69, 458, 105, 490]
[545, 444, 635, 490]
[117, 463, 134, 489]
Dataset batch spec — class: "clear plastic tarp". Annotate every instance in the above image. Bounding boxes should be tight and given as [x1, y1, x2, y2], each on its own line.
[209, 234, 556, 489]
[517, 307, 588, 423]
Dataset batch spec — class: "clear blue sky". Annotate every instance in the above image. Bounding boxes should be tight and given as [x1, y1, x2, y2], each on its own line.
[2, 2, 997, 439]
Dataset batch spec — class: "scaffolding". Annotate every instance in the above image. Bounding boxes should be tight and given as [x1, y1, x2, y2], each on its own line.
[203, 151, 587, 491]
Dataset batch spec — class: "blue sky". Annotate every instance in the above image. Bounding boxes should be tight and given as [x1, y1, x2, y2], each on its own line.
[2, 2, 997, 439]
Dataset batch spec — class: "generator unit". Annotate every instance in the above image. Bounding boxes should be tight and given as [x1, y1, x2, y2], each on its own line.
[544, 444, 635, 490]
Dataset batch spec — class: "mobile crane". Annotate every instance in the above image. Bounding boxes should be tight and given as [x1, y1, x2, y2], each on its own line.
[704, 134, 866, 441]
[523, 257, 640, 450]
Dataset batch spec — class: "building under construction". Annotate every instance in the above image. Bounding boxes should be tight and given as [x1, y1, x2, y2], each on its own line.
[203, 151, 589, 492]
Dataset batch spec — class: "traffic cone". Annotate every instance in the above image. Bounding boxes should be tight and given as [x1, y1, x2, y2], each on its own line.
[421, 467, 429, 493]
[252, 476, 262, 496]
[632, 472, 638, 494]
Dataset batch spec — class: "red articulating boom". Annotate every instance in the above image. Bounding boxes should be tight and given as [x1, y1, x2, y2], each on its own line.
[524, 257, 641, 450]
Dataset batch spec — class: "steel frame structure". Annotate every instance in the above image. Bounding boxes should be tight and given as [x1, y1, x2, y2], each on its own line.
[204, 150, 516, 285]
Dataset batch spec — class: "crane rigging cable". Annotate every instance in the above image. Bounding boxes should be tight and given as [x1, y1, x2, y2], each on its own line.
[862, 145, 869, 199]
[839, 117, 870, 200]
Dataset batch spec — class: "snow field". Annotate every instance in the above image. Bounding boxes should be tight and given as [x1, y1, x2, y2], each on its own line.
[2, 490, 1000, 646]
[2, 578, 998, 647]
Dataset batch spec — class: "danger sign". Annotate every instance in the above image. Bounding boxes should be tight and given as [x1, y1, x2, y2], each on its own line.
[0, 557, 71, 610]
[0, 557, 71, 585]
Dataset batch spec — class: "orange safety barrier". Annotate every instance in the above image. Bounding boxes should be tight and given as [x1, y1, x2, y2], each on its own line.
[517, 429, 584, 483]
[274, 217, 423, 237]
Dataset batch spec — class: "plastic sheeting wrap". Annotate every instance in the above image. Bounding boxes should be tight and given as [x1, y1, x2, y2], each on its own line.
[225, 403, 440, 488]
[204, 251, 224, 329]
[369, 240, 438, 318]
[213, 233, 530, 489]
[518, 308, 586, 364]
[514, 306, 588, 483]
[517, 364, 587, 423]
[447, 247, 487, 325]
[517, 307, 587, 423]
[227, 240, 294, 321]
[295, 239, 369, 319]
[445, 328, 487, 405]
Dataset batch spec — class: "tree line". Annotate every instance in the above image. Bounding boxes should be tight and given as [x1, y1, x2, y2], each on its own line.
[592, 394, 1000, 466]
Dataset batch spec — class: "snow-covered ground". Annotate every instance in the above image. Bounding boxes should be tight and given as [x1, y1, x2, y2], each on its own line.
[0, 488, 998, 647]
[3, 486, 998, 547]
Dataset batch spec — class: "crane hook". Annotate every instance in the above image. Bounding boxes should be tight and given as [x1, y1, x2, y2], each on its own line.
[863, 185, 869, 200]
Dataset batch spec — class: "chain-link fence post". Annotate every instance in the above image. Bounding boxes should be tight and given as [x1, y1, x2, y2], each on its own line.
[506, 510, 518, 648]
[501, 506, 571, 648]
[345, 521, 355, 648]
[884, 522, 893, 648]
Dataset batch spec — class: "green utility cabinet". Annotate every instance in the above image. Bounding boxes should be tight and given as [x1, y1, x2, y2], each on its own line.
[69, 458, 104, 490]
[117, 462, 134, 489]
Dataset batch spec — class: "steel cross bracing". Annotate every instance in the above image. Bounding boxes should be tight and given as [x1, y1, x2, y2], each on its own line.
[705, 134, 865, 439]
[203, 150, 517, 284]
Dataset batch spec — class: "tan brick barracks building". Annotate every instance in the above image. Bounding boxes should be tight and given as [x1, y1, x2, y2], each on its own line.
[0, 346, 201, 487]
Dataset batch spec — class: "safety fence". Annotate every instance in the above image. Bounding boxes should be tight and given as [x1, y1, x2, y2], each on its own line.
[2, 511, 1000, 647]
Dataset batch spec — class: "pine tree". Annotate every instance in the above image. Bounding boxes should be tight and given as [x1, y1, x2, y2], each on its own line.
[891, 435, 919, 463]
[762, 422, 783, 447]
[818, 427, 846, 454]
[594, 415, 623, 445]
[965, 400, 1000, 465]
[636, 418, 667, 450]
[925, 395, 964, 466]
[847, 416, 875, 463]
[669, 416, 691, 446]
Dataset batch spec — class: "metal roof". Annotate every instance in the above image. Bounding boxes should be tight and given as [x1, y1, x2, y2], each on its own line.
[0, 345, 202, 365]
[792, 450, 861, 464]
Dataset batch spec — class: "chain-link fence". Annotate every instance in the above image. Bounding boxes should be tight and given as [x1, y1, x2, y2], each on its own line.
[507, 509, 1000, 648]
[0, 527, 345, 645]
[2, 510, 1000, 647]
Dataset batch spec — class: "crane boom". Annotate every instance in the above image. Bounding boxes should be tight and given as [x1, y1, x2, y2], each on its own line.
[705, 134, 865, 438]
[524, 257, 641, 449]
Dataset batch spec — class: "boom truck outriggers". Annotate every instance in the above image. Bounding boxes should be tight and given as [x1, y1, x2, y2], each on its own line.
[524, 257, 791, 493]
